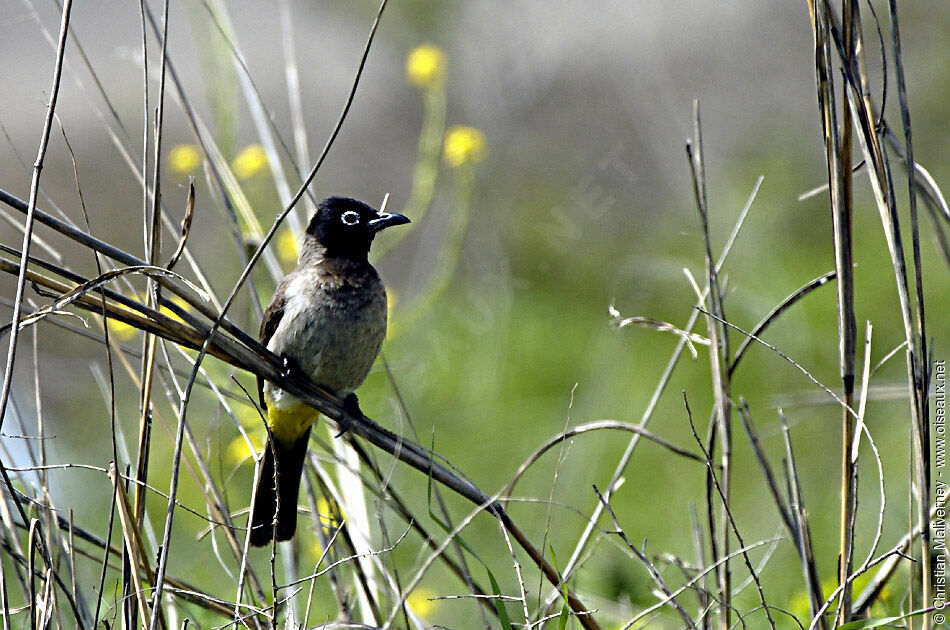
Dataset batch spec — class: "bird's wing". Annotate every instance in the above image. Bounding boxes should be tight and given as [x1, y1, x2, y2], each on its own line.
[257, 286, 289, 409]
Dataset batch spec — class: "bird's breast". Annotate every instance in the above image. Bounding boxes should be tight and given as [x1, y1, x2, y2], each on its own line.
[267, 266, 387, 397]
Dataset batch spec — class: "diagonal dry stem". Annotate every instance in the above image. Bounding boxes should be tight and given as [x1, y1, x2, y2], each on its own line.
[686, 101, 734, 630]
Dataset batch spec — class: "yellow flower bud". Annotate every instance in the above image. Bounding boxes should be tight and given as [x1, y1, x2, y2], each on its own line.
[159, 294, 191, 323]
[406, 44, 446, 88]
[108, 319, 139, 341]
[232, 144, 269, 179]
[168, 144, 201, 175]
[277, 229, 299, 264]
[226, 431, 264, 465]
[407, 588, 438, 618]
[443, 125, 486, 167]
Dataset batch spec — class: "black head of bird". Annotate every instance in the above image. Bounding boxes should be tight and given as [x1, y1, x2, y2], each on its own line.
[306, 196, 410, 261]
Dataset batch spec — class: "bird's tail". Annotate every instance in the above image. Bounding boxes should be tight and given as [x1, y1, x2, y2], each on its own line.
[249, 427, 312, 547]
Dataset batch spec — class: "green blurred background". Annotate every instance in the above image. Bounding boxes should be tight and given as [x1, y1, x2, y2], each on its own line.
[1, 1, 947, 627]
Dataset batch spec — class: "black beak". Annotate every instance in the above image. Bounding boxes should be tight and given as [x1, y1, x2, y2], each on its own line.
[367, 211, 411, 233]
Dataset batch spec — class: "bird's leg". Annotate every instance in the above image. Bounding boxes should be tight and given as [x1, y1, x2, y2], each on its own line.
[335, 393, 362, 437]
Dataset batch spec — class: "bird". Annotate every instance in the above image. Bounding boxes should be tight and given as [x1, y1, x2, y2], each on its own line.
[249, 196, 409, 547]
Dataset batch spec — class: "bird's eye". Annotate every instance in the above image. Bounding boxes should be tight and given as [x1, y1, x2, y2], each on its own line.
[340, 210, 361, 226]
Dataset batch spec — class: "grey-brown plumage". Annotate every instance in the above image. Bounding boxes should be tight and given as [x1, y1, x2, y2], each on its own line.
[249, 197, 409, 547]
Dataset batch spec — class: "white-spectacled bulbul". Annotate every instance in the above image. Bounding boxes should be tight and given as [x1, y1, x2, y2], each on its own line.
[249, 196, 409, 547]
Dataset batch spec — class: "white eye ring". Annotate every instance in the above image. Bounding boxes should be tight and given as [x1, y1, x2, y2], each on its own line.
[341, 210, 360, 226]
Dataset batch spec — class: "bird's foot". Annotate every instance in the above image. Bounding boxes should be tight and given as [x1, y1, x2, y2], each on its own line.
[335, 393, 362, 437]
[279, 354, 303, 381]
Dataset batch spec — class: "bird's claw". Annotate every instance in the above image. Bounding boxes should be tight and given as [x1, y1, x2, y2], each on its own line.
[335, 393, 362, 437]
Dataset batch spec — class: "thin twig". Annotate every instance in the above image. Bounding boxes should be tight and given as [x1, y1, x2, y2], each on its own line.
[541, 174, 761, 613]
[594, 486, 697, 629]
[701, 308, 858, 418]
[0, 0, 73, 435]
[686, 101, 733, 630]
[0, 5, 88, 627]
[505, 419, 704, 504]
[887, 1, 931, 619]
[683, 394, 776, 629]
[729, 271, 837, 377]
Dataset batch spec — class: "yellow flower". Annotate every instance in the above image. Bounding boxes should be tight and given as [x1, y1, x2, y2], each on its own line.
[406, 44, 446, 88]
[159, 294, 191, 323]
[316, 497, 344, 529]
[108, 318, 139, 341]
[277, 228, 298, 264]
[106, 294, 190, 340]
[232, 144, 269, 179]
[304, 497, 346, 560]
[406, 588, 438, 618]
[443, 125, 486, 167]
[236, 405, 265, 430]
[169, 144, 201, 174]
[226, 431, 264, 465]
